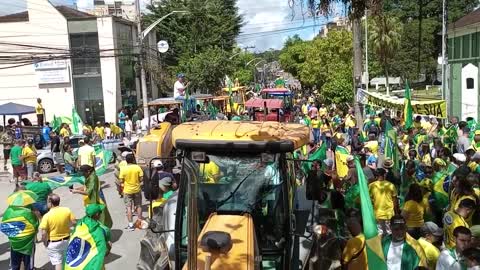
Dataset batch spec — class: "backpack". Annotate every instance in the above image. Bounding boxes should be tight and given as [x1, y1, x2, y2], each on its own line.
[143, 170, 160, 201]
[0, 130, 14, 145]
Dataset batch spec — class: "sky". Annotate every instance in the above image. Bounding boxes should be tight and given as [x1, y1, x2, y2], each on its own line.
[0, 0, 345, 52]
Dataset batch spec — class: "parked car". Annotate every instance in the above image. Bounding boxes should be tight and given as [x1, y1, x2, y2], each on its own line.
[36, 135, 123, 174]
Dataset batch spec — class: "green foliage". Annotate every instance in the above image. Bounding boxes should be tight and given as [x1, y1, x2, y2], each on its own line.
[279, 30, 353, 104]
[279, 35, 306, 78]
[369, 15, 402, 90]
[144, 0, 243, 93]
[176, 47, 233, 93]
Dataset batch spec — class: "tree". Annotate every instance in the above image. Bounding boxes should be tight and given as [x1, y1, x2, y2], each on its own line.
[279, 36, 307, 78]
[299, 30, 354, 104]
[176, 47, 234, 93]
[369, 15, 401, 95]
[143, 0, 243, 93]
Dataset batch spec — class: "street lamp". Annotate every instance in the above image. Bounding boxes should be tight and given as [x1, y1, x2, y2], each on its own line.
[135, 1, 188, 126]
[229, 52, 242, 60]
[245, 57, 262, 67]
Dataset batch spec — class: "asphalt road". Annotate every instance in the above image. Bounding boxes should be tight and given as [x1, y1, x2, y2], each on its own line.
[0, 165, 147, 270]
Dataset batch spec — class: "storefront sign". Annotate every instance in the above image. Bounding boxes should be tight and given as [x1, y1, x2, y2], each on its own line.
[33, 60, 70, 84]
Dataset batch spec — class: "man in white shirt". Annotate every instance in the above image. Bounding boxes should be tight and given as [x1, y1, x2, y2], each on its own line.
[173, 73, 196, 113]
[437, 226, 471, 270]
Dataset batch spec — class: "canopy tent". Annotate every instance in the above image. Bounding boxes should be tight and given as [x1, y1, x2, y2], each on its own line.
[0, 102, 35, 116]
[0, 102, 36, 126]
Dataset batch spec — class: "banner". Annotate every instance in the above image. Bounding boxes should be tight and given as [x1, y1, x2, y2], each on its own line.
[365, 91, 447, 119]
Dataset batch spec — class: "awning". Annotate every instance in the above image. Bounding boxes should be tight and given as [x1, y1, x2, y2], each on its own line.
[260, 88, 289, 94]
[0, 102, 36, 115]
[245, 98, 283, 109]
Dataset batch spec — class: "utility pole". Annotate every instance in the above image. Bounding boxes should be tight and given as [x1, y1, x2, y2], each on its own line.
[364, 9, 369, 91]
[441, 0, 447, 103]
[135, 0, 149, 124]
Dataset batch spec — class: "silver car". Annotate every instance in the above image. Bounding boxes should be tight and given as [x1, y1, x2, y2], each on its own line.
[36, 135, 122, 174]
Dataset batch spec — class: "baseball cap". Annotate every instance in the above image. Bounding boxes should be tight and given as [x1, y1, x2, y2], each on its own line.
[85, 204, 105, 217]
[421, 221, 443, 237]
[153, 160, 164, 168]
[475, 130, 480, 136]
[121, 151, 132, 158]
[470, 225, 480, 238]
[390, 215, 406, 227]
[177, 73, 185, 78]
[346, 155, 354, 162]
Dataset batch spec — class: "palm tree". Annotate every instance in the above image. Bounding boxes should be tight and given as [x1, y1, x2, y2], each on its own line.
[369, 15, 401, 95]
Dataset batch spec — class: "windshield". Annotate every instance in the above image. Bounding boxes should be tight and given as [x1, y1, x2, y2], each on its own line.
[197, 154, 281, 213]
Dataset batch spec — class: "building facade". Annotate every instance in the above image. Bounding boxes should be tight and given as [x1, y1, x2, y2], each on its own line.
[89, 0, 137, 21]
[0, 0, 158, 125]
[447, 8, 480, 121]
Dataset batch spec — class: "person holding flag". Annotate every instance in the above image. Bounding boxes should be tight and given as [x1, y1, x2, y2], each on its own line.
[381, 215, 428, 269]
[64, 204, 111, 270]
[1, 204, 39, 270]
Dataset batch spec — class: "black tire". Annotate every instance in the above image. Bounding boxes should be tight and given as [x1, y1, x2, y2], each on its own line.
[38, 158, 54, 174]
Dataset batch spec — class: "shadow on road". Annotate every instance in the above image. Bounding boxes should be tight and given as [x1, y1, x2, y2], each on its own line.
[111, 229, 124, 243]
[0, 259, 9, 269]
[105, 252, 122, 264]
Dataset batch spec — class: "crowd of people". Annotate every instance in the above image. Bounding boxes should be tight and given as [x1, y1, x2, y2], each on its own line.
[294, 97, 480, 269]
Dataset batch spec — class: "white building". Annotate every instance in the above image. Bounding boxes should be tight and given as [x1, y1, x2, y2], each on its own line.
[318, 17, 351, 38]
[89, 0, 137, 22]
[0, 0, 158, 124]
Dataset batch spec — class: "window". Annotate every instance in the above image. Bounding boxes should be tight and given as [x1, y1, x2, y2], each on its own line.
[467, 78, 474, 89]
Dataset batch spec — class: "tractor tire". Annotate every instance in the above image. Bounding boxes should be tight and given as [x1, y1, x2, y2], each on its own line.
[137, 206, 170, 270]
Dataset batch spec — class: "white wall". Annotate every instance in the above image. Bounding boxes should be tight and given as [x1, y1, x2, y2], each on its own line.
[0, 0, 74, 124]
[97, 16, 121, 123]
[461, 63, 479, 120]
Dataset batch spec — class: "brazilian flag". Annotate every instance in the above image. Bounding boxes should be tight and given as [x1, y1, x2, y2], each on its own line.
[432, 172, 450, 210]
[43, 175, 85, 190]
[95, 149, 113, 176]
[64, 217, 108, 270]
[0, 206, 38, 255]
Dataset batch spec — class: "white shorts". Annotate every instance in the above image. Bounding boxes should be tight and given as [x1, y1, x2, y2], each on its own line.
[53, 152, 64, 165]
[47, 239, 69, 265]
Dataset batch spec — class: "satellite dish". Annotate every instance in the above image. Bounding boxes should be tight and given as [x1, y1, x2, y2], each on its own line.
[157, 40, 169, 53]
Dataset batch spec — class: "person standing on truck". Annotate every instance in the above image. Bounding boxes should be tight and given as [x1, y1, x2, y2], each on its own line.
[36, 98, 45, 126]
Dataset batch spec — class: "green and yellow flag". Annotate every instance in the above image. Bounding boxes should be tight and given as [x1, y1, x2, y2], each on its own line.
[72, 107, 83, 135]
[0, 206, 38, 255]
[94, 149, 113, 176]
[51, 114, 62, 133]
[384, 121, 399, 171]
[43, 175, 86, 189]
[404, 81, 413, 129]
[301, 143, 327, 174]
[355, 158, 387, 270]
[335, 145, 350, 178]
[64, 217, 108, 270]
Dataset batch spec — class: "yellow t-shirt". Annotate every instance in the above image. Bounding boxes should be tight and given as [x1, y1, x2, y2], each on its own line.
[443, 210, 469, 249]
[417, 237, 440, 270]
[345, 114, 356, 128]
[403, 200, 425, 228]
[301, 104, 308, 115]
[311, 119, 320, 129]
[36, 103, 43, 115]
[39, 206, 75, 241]
[342, 233, 367, 270]
[119, 164, 144, 194]
[78, 145, 95, 167]
[59, 127, 70, 138]
[369, 180, 397, 220]
[94, 126, 105, 139]
[422, 122, 432, 132]
[319, 107, 327, 117]
[200, 161, 221, 183]
[364, 140, 379, 156]
[22, 146, 37, 164]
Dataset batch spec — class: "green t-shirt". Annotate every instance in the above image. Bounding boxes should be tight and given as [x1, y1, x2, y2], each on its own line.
[10, 145, 23, 166]
[25, 182, 51, 203]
